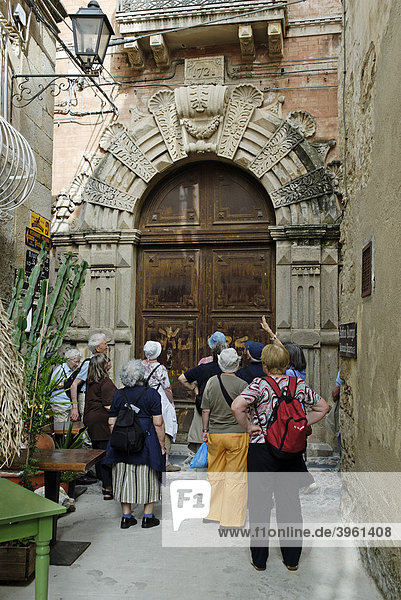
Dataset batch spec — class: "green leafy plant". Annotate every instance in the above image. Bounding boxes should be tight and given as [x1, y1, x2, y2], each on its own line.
[55, 422, 88, 450]
[3, 247, 88, 487]
[55, 423, 89, 485]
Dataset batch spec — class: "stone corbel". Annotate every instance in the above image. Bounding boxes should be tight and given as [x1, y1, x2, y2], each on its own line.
[268, 21, 283, 57]
[150, 34, 170, 68]
[238, 25, 255, 60]
[125, 41, 145, 70]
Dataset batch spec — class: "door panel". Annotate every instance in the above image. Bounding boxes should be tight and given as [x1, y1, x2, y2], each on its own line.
[137, 162, 275, 439]
[211, 248, 274, 311]
[141, 250, 200, 309]
[141, 316, 198, 398]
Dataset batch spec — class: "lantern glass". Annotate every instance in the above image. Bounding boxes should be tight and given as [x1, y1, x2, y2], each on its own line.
[70, 2, 114, 71]
[97, 20, 112, 64]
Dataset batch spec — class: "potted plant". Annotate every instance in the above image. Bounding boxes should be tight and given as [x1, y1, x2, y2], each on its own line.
[0, 537, 36, 582]
[55, 423, 89, 497]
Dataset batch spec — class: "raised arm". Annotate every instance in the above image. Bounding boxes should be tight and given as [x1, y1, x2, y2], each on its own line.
[260, 315, 286, 350]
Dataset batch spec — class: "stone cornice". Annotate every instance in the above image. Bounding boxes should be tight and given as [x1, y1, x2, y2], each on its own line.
[268, 224, 340, 241]
[117, 2, 286, 34]
[52, 230, 142, 245]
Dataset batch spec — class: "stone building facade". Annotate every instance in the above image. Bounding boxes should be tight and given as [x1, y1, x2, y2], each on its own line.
[52, 0, 342, 441]
[338, 1, 401, 597]
[0, 0, 65, 301]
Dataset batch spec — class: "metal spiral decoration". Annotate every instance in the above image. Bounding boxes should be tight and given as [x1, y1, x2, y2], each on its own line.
[0, 115, 37, 210]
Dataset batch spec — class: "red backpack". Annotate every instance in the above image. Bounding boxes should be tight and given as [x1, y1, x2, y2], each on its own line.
[256, 376, 307, 460]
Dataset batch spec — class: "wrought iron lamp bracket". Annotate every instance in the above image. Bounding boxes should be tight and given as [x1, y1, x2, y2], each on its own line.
[10, 73, 119, 122]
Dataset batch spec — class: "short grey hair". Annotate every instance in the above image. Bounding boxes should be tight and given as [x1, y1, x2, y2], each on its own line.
[212, 341, 228, 361]
[88, 332, 107, 354]
[64, 348, 82, 361]
[120, 359, 145, 388]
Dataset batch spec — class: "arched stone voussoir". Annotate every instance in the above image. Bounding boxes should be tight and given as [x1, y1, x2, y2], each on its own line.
[70, 84, 339, 233]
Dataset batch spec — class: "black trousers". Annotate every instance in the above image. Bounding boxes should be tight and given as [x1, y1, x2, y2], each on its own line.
[91, 439, 112, 489]
[247, 443, 308, 569]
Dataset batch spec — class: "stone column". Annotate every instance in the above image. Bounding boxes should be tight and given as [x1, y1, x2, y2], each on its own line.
[54, 230, 141, 386]
[270, 225, 340, 446]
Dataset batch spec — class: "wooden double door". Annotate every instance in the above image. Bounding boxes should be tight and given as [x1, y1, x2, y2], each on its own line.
[136, 163, 276, 409]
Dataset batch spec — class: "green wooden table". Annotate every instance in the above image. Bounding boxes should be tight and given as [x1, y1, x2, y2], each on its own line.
[0, 478, 65, 600]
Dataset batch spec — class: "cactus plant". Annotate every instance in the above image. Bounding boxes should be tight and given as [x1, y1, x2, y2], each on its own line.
[0, 247, 88, 478]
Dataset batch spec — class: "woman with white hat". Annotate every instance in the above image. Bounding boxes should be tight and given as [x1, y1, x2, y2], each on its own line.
[142, 341, 180, 472]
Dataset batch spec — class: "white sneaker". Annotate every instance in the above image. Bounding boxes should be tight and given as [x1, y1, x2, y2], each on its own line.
[303, 482, 318, 494]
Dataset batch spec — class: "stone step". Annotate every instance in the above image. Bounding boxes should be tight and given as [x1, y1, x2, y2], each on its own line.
[306, 443, 334, 457]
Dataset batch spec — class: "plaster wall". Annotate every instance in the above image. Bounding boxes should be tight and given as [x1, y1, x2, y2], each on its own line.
[0, 0, 56, 301]
[339, 0, 401, 596]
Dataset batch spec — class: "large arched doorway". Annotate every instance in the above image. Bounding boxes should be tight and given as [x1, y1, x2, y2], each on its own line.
[136, 162, 276, 438]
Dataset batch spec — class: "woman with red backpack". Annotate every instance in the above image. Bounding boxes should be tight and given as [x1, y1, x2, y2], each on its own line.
[232, 344, 329, 572]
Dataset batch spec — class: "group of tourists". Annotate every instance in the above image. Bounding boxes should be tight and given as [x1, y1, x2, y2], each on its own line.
[50, 317, 330, 571]
[50, 333, 179, 529]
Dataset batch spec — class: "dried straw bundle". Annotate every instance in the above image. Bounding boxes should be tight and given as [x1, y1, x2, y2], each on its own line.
[0, 300, 26, 468]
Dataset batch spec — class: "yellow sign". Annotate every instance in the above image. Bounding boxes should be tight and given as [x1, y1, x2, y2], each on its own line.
[30, 211, 50, 238]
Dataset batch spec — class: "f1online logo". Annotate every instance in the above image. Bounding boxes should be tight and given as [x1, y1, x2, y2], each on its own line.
[170, 480, 211, 531]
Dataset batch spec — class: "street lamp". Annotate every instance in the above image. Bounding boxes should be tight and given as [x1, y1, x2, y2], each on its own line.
[69, 1, 114, 74]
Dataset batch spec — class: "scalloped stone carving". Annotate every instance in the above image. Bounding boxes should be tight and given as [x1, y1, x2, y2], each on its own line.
[99, 123, 126, 151]
[148, 90, 187, 161]
[217, 84, 264, 159]
[287, 110, 316, 138]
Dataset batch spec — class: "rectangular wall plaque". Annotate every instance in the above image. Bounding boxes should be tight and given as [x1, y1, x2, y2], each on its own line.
[184, 56, 225, 84]
[339, 322, 357, 358]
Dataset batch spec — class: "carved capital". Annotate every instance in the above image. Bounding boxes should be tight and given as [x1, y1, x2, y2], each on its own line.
[217, 84, 263, 159]
[249, 121, 304, 178]
[83, 177, 137, 213]
[148, 90, 187, 161]
[269, 168, 334, 208]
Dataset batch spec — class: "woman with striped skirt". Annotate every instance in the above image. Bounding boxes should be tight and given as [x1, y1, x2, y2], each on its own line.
[105, 359, 166, 529]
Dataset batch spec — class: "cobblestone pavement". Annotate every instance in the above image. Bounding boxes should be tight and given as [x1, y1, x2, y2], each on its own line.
[1, 450, 384, 600]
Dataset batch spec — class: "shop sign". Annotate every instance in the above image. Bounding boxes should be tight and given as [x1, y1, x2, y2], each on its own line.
[25, 227, 50, 251]
[30, 211, 50, 238]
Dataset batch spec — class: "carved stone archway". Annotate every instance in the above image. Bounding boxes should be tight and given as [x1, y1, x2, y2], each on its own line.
[53, 83, 340, 411]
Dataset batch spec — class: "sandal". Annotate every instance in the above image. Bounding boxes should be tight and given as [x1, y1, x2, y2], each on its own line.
[102, 488, 113, 501]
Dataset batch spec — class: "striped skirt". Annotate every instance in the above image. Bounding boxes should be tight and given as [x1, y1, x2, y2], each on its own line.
[112, 463, 160, 504]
